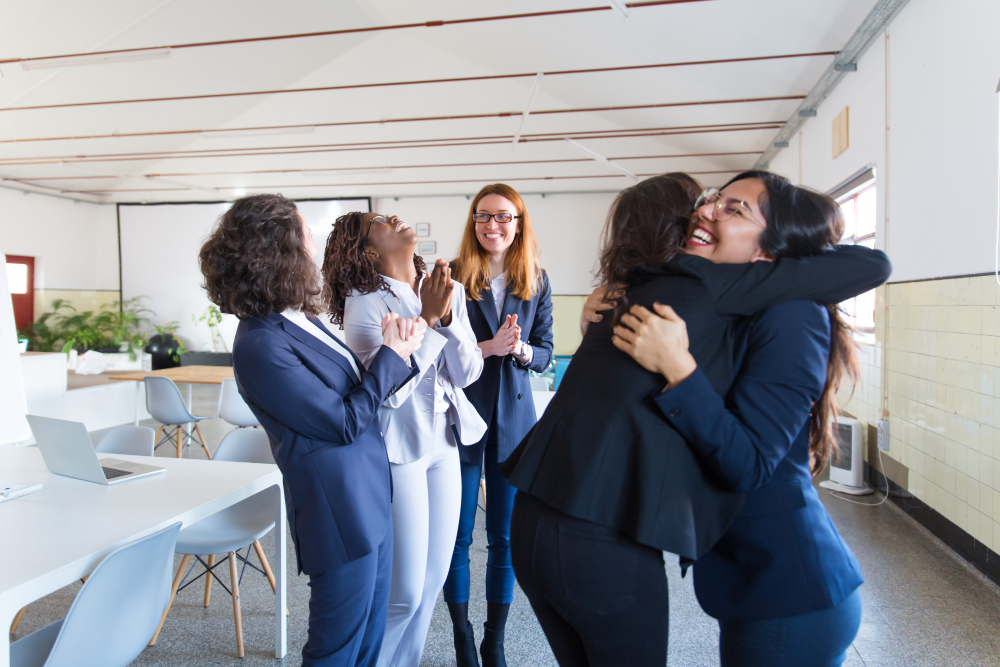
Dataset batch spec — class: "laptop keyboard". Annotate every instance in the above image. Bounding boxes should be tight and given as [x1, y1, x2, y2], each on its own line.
[102, 466, 132, 479]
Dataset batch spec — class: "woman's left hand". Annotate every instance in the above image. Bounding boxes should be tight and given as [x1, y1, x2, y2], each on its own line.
[612, 303, 697, 387]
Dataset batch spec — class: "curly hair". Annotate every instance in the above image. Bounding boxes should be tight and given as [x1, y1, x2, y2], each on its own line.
[321, 211, 427, 327]
[596, 172, 702, 288]
[199, 194, 319, 319]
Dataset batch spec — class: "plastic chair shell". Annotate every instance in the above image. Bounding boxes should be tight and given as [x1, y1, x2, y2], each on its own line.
[212, 428, 275, 465]
[143, 376, 211, 426]
[217, 378, 260, 427]
[10, 523, 181, 667]
[94, 425, 155, 457]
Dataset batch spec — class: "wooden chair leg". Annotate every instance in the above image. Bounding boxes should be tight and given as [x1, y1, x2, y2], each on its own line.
[480, 476, 487, 508]
[252, 541, 276, 593]
[150, 554, 190, 646]
[154, 425, 165, 449]
[204, 555, 215, 607]
[194, 423, 211, 460]
[175, 425, 184, 458]
[228, 551, 245, 658]
[9, 606, 27, 636]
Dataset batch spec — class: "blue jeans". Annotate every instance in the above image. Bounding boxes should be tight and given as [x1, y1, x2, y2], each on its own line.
[718, 588, 862, 667]
[443, 440, 517, 604]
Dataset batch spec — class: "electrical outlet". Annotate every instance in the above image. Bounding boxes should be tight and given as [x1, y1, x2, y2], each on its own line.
[877, 419, 890, 451]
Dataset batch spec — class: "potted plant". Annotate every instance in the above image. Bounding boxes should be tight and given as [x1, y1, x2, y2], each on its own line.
[183, 305, 233, 366]
[146, 321, 188, 370]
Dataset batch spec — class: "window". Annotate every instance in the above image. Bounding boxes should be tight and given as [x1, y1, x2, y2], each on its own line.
[5, 263, 28, 295]
[837, 184, 876, 334]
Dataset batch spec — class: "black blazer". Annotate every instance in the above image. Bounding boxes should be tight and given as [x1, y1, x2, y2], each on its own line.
[501, 246, 892, 560]
[461, 271, 554, 465]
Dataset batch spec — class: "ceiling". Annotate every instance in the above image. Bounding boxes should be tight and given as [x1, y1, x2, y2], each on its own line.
[0, 0, 879, 203]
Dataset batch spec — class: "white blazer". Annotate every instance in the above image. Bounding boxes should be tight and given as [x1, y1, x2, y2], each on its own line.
[343, 274, 486, 464]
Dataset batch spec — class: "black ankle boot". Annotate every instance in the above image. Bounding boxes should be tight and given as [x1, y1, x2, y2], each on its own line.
[454, 621, 480, 667]
[480, 623, 507, 667]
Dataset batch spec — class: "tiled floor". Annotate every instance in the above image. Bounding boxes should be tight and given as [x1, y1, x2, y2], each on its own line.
[9, 383, 1000, 666]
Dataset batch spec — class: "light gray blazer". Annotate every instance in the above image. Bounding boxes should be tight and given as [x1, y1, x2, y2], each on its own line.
[343, 277, 486, 464]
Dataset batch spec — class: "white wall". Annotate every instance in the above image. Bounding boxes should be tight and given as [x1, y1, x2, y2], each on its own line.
[118, 199, 368, 351]
[0, 187, 119, 291]
[374, 191, 618, 295]
[769, 0, 1000, 283]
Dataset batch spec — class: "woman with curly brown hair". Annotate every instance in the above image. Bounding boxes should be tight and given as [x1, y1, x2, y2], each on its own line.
[199, 194, 425, 667]
[322, 211, 485, 667]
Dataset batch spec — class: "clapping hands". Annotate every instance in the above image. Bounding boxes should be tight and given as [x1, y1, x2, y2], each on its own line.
[381, 312, 427, 362]
[480, 313, 523, 358]
[419, 259, 454, 329]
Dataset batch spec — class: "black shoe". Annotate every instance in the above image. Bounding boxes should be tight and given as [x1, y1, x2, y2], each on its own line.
[454, 621, 481, 667]
[480, 623, 507, 667]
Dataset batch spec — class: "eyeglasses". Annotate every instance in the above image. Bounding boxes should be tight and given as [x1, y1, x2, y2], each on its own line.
[473, 212, 519, 224]
[694, 188, 766, 229]
[364, 214, 394, 244]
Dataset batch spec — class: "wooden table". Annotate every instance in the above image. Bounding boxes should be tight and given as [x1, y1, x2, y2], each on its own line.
[0, 446, 286, 666]
[108, 366, 235, 448]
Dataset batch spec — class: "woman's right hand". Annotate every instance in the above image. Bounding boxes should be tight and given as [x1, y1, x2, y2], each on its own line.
[381, 313, 426, 361]
[580, 284, 624, 336]
[479, 314, 519, 357]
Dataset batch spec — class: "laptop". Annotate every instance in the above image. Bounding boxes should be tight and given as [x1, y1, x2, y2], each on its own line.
[27, 415, 165, 485]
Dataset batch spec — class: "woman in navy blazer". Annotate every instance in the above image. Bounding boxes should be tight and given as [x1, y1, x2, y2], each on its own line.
[199, 195, 425, 667]
[443, 183, 553, 667]
[616, 172, 880, 666]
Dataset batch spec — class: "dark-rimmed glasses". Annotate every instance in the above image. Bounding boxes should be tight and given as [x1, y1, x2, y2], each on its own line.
[364, 214, 393, 243]
[473, 212, 519, 224]
[694, 188, 766, 229]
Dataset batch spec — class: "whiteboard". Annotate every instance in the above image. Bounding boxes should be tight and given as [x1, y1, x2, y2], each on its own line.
[119, 198, 369, 352]
[0, 243, 30, 445]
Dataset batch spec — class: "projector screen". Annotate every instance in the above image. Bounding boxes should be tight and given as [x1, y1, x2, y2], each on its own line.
[119, 198, 370, 352]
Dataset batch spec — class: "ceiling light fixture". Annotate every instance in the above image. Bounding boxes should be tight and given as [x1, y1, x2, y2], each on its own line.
[608, 0, 630, 19]
[20, 47, 171, 71]
[202, 125, 316, 139]
[565, 138, 637, 181]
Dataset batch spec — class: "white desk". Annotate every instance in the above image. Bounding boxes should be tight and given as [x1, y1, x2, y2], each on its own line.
[0, 446, 286, 666]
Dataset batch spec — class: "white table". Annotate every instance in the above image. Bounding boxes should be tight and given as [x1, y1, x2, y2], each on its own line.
[0, 446, 286, 666]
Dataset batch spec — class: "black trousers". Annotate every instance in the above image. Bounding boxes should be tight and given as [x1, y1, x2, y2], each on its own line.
[510, 492, 670, 667]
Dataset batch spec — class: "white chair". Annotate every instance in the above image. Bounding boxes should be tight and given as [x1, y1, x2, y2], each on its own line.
[10, 523, 181, 667]
[95, 425, 155, 456]
[149, 428, 278, 658]
[144, 376, 213, 459]
[218, 378, 260, 428]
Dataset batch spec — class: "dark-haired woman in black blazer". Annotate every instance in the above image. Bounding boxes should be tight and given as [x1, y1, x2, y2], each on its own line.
[501, 172, 890, 667]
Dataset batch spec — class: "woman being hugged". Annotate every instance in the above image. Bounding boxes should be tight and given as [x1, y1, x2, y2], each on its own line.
[443, 184, 553, 667]
[199, 194, 424, 667]
[322, 211, 486, 667]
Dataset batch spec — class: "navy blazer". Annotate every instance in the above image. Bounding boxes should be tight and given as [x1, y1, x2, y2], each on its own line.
[656, 300, 864, 621]
[461, 271, 554, 464]
[232, 312, 413, 575]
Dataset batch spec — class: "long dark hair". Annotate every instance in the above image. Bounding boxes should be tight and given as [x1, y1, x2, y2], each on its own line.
[724, 170, 859, 475]
[596, 172, 702, 288]
[199, 194, 319, 318]
[321, 211, 426, 327]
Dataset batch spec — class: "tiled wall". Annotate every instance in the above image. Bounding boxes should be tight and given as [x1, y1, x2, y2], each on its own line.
[843, 274, 1000, 554]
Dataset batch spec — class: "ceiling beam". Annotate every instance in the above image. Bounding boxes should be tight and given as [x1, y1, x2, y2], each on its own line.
[1, 1, 711, 67]
[755, 0, 912, 168]
[0, 95, 801, 144]
[0, 52, 833, 114]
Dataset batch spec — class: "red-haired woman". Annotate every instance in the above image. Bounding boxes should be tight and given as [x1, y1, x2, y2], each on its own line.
[444, 184, 554, 667]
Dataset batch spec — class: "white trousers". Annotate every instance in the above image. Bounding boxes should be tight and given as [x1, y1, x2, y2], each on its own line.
[377, 416, 462, 667]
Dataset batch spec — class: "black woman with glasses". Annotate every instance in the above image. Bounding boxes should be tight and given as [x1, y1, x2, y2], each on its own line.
[322, 210, 486, 667]
[444, 183, 553, 667]
[501, 172, 890, 666]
